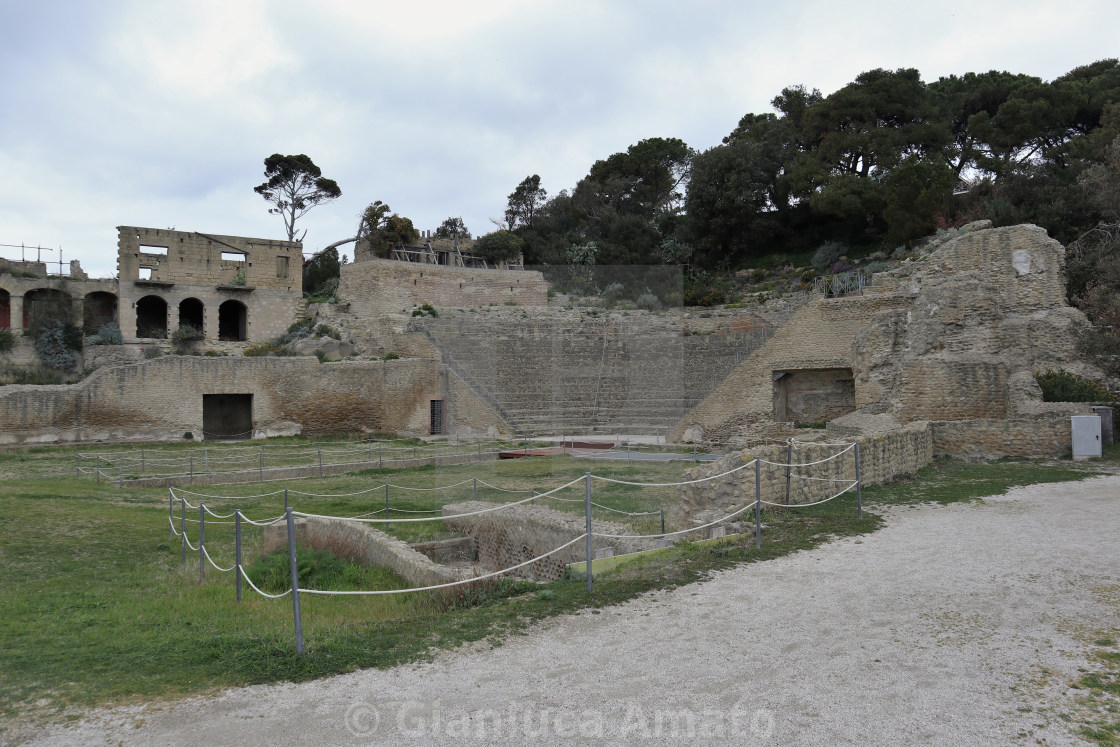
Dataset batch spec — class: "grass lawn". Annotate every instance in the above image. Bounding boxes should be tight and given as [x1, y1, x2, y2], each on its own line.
[0, 438, 1106, 729]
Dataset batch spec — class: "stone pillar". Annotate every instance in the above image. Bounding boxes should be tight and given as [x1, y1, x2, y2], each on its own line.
[10, 295, 24, 329]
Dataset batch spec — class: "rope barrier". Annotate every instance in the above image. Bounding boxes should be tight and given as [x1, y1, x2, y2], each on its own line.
[238, 566, 292, 599]
[298, 535, 588, 596]
[757, 443, 854, 468]
[760, 480, 858, 508]
[292, 476, 585, 524]
[238, 513, 287, 527]
[594, 501, 759, 540]
[202, 546, 235, 572]
[590, 458, 756, 487]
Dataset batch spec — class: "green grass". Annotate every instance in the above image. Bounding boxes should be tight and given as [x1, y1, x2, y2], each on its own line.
[0, 439, 1107, 728]
[1073, 635, 1120, 745]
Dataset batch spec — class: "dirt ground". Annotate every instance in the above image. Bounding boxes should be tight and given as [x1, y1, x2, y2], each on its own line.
[12, 476, 1120, 745]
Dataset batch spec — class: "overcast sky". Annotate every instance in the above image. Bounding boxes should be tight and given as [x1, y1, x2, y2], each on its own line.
[2, 0, 1118, 278]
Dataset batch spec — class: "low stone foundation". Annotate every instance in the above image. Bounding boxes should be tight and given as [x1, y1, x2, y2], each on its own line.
[442, 501, 645, 582]
[930, 411, 1086, 459]
[263, 516, 461, 588]
[680, 422, 934, 527]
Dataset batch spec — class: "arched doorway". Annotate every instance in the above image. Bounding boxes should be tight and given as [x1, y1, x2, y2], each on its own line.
[135, 296, 168, 338]
[0, 288, 10, 328]
[178, 298, 204, 335]
[83, 291, 118, 334]
[23, 288, 72, 335]
[218, 300, 247, 341]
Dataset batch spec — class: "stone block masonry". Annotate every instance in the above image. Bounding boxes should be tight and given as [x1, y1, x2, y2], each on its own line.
[0, 356, 508, 445]
[263, 517, 461, 588]
[339, 257, 548, 320]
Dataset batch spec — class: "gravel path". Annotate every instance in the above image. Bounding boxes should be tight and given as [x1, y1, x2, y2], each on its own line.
[16, 476, 1120, 745]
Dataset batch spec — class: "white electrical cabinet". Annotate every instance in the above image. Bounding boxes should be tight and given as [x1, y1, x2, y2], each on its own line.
[1071, 415, 1102, 459]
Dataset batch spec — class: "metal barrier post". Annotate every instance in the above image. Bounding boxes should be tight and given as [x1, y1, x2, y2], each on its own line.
[660, 509, 665, 535]
[199, 504, 206, 582]
[168, 490, 174, 540]
[785, 439, 793, 505]
[530, 489, 536, 505]
[286, 508, 305, 654]
[368, 440, 372, 463]
[413, 444, 417, 461]
[284, 488, 289, 512]
[189, 456, 194, 486]
[754, 459, 762, 549]
[585, 472, 593, 593]
[141, 449, 145, 477]
[96, 454, 101, 484]
[260, 450, 265, 482]
[854, 442, 863, 519]
[385, 484, 391, 530]
[473, 477, 477, 501]
[317, 445, 322, 477]
[180, 496, 186, 562]
[77, 453, 81, 478]
[235, 510, 242, 602]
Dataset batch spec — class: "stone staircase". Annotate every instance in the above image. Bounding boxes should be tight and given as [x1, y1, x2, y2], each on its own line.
[419, 316, 779, 436]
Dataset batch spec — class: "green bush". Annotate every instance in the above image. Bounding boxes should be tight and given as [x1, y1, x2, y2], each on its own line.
[411, 303, 438, 318]
[811, 241, 848, 270]
[1035, 369, 1112, 402]
[34, 322, 79, 370]
[315, 324, 341, 340]
[245, 546, 390, 594]
[382, 352, 400, 360]
[0, 328, 14, 353]
[635, 291, 663, 311]
[170, 324, 204, 346]
[0, 363, 68, 385]
[863, 261, 889, 274]
[243, 342, 289, 357]
[88, 322, 123, 345]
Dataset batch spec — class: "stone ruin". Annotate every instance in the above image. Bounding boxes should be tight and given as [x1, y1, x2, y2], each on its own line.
[0, 222, 1103, 462]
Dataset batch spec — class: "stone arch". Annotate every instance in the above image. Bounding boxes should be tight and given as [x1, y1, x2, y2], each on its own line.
[135, 295, 169, 339]
[178, 297, 205, 335]
[23, 287, 73, 334]
[0, 287, 9, 328]
[82, 291, 118, 334]
[218, 299, 247, 341]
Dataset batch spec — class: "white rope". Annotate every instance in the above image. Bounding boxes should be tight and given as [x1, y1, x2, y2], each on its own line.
[239, 513, 287, 527]
[593, 500, 758, 540]
[168, 516, 181, 536]
[590, 458, 756, 487]
[202, 546, 235, 572]
[184, 534, 199, 551]
[475, 480, 533, 494]
[287, 485, 388, 498]
[384, 478, 476, 492]
[760, 480, 858, 507]
[789, 437, 858, 447]
[299, 534, 588, 596]
[171, 487, 286, 500]
[238, 565, 292, 599]
[789, 473, 857, 483]
[202, 505, 237, 519]
[292, 476, 584, 524]
[757, 443, 855, 468]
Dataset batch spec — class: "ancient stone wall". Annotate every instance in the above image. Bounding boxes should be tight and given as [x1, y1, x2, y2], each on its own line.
[929, 411, 1088, 459]
[679, 423, 934, 527]
[442, 501, 645, 581]
[338, 257, 548, 320]
[116, 227, 304, 343]
[0, 355, 507, 445]
[263, 517, 461, 588]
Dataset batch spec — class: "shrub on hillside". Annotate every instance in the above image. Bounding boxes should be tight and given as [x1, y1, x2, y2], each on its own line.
[34, 322, 79, 370]
[1035, 368, 1112, 402]
[0, 328, 14, 353]
[811, 241, 848, 270]
[88, 322, 123, 345]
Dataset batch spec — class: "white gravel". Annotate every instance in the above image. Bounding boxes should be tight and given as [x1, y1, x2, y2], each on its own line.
[12, 476, 1120, 745]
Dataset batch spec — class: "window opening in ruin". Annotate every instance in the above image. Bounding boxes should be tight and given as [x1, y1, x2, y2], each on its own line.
[218, 300, 247, 341]
[203, 394, 252, 440]
[276, 255, 289, 279]
[430, 399, 444, 435]
[138, 267, 153, 280]
[0, 288, 10, 328]
[135, 295, 168, 338]
[178, 297, 204, 334]
[772, 368, 856, 425]
[139, 244, 168, 255]
[22, 288, 72, 334]
[82, 291, 118, 334]
[221, 252, 246, 263]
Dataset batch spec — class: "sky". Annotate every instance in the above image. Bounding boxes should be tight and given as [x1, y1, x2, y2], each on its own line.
[2, 0, 1118, 278]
